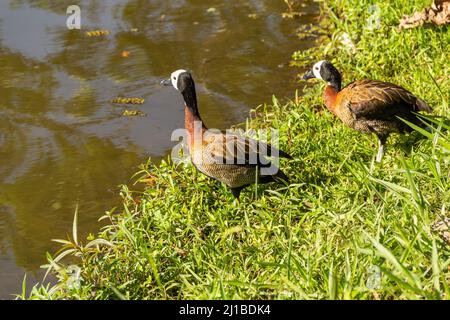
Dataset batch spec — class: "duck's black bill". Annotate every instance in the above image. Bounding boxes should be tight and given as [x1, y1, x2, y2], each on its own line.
[160, 79, 172, 86]
[302, 70, 315, 80]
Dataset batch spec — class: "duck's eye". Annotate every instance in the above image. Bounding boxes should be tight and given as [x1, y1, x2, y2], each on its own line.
[315, 67, 319, 70]
[173, 76, 176, 80]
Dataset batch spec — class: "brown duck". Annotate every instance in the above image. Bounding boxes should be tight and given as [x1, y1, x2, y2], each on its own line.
[161, 69, 291, 199]
[302, 60, 432, 162]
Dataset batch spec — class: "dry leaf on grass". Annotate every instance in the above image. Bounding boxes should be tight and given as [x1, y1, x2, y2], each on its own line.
[432, 217, 450, 245]
[399, 0, 450, 29]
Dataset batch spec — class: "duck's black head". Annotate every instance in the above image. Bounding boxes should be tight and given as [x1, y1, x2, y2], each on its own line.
[161, 69, 199, 115]
[302, 60, 342, 91]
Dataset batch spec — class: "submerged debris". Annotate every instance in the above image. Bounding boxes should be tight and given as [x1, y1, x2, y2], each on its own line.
[85, 30, 110, 37]
[206, 7, 218, 15]
[121, 50, 131, 58]
[112, 97, 145, 105]
[399, 0, 450, 29]
[282, 0, 304, 19]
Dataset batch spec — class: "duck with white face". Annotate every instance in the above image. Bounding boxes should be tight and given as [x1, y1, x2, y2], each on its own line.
[160, 69, 291, 199]
[161, 69, 201, 120]
[302, 60, 432, 163]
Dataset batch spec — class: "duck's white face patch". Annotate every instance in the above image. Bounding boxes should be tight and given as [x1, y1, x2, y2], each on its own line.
[313, 60, 326, 80]
[170, 69, 187, 90]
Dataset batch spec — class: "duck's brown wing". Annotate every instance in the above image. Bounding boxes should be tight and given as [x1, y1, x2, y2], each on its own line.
[204, 132, 291, 168]
[340, 80, 432, 120]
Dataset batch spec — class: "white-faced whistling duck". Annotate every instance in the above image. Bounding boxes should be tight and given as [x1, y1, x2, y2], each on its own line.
[161, 69, 291, 199]
[302, 60, 433, 162]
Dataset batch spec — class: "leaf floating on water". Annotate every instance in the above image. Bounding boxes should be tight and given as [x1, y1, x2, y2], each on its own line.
[248, 13, 258, 19]
[122, 109, 146, 117]
[130, 28, 139, 32]
[112, 97, 145, 105]
[121, 51, 131, 58]
[281, 12, 303, 19]
[206, 7, 218, 14]
[85, 30, 110, 37]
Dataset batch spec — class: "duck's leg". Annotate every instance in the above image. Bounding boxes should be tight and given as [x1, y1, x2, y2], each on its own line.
[376, 135, 388, 163]
[230, 187, 244, 200]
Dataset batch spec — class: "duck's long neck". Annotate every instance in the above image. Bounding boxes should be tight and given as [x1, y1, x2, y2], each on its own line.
[181, 83, 205, 124]
[184, 105, 205, 133]
[323, 79, 341, 115]
[181, 87, 206, 148]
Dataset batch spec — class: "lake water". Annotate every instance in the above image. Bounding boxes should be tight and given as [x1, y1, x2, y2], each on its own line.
[0, 0, 318, 298]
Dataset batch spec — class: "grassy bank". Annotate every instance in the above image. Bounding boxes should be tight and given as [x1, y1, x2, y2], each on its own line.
[25, 0, 449, 299]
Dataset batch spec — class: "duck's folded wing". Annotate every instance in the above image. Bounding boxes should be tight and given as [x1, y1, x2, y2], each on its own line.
[342, 80, 432, 119]
[204, 133, 291, 167]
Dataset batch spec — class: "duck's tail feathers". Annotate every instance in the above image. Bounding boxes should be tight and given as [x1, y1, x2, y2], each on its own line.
[265, 144, 292, 160]
[416, 97, 433, 113]
[273, 169, 290, 184]
[278, 149, 293, 160]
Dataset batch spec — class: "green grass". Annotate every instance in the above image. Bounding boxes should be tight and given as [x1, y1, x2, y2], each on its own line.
[23, 0, 450, 300]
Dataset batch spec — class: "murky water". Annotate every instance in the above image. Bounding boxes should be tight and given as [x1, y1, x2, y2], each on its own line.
[0, 0, 318, 298]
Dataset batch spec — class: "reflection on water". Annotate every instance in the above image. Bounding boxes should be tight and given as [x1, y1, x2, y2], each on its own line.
[0, 0, 318, 298]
